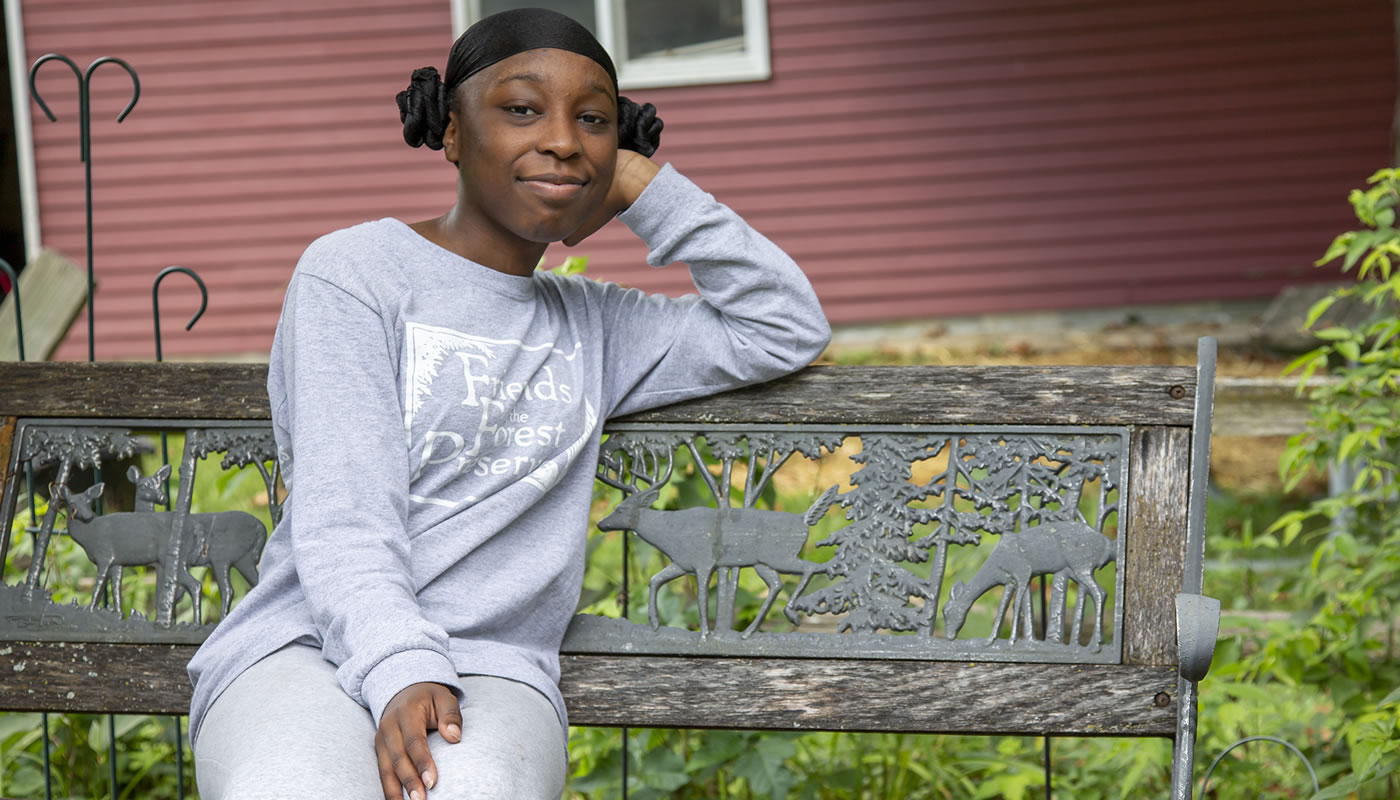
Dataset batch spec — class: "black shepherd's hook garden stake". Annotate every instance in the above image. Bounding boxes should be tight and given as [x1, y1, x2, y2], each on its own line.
[27, 55, 138, 797]
[0, 258, 22, 361]
[152, 265, 207, 800]
[153, 265, 209, 502]
[5, 256, 50, 800]
[29, 53, 140, 362]
[0, 255, 35, 561]
[0, 254, 35, 592]
[153, 266, 208, 362]
[0, 251, 47, 796]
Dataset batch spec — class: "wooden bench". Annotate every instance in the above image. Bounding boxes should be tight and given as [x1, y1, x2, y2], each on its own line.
[0, 341, 1222, 797]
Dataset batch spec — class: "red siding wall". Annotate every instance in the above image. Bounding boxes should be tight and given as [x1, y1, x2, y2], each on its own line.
[23, 0, 458, 360]
[20, 0, 1396, 360]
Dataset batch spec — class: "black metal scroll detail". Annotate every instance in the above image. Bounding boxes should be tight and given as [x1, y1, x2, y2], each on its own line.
[1200, 735, 1319, 795]
[566, 427, 1127, 664]
[0, 422, 278, 643]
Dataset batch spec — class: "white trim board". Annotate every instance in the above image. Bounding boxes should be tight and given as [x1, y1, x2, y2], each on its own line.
[5, 0, 39, 263]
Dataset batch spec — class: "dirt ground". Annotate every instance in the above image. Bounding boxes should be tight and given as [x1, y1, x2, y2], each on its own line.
[822, 332, 1312, 496]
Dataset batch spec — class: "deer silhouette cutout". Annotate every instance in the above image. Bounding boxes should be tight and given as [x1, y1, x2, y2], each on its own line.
[942, 519, 1114, 647]
[597, 450, 829, 639]
[62, 477, 267, 619]
[60, 482, 205, 619]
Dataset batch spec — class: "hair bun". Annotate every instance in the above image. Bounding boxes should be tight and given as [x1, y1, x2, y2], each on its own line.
[617, 96, 662, 157]
[396, 66, 450, 150]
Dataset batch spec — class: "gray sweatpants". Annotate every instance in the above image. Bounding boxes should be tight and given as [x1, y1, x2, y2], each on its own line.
[193, 644, 567, 799]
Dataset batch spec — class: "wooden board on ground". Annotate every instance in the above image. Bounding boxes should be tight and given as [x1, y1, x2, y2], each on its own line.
[0, 249, 89, 362]
[1212, 375, 1335, 436]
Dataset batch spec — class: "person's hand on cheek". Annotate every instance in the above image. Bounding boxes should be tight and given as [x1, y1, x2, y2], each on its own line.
[563, 149, 660, 247]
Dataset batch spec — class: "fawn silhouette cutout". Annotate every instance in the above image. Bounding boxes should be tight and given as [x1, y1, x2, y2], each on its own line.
[128, 465, 268, 617]
[942, 519, 1114, 647]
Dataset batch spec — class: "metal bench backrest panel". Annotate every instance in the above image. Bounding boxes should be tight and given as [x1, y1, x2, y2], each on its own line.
[2, 418, 1136, 663]
[568, 423, 1131, 664]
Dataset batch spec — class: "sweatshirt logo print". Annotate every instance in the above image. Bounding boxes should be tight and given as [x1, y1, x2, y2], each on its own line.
[403, 321, 595, 508]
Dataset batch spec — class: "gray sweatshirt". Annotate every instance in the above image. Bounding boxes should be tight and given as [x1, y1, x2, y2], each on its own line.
[186, 164, 830, 745]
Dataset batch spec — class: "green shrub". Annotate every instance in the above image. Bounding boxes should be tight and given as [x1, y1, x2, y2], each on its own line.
[1248, 167, 1400, 798]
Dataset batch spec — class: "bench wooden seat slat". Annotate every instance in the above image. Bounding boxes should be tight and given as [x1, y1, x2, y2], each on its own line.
[0, 362, 1196, 425]
[560, 657, 1178, 737]
[0, 641, 1177, 737]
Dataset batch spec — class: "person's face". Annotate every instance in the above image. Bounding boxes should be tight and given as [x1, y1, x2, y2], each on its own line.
[443, 48, 618, 245]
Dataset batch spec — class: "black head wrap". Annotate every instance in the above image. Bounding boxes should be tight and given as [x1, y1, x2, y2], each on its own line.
[396, 8, 662, 156]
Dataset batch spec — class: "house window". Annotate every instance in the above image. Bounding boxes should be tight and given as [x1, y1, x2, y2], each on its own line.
[455, 0, 770, 89]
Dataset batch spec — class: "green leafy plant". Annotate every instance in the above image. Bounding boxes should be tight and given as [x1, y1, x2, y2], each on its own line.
[1249, 167, 1400, 798]
[539, 253, 590, 277]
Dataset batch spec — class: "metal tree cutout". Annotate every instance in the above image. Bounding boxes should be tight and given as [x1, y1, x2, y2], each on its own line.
[155, 428, 270, 624]
[205, 427, 283, 526]
[910, 436, 1007, 635]
[789, 435, 955, 634]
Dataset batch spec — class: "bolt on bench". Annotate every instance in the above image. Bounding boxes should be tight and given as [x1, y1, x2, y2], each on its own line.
[0, 339, 1221, 797]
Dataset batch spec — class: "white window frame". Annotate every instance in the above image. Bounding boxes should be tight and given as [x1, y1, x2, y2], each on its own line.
[453, 0, 771, 90]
